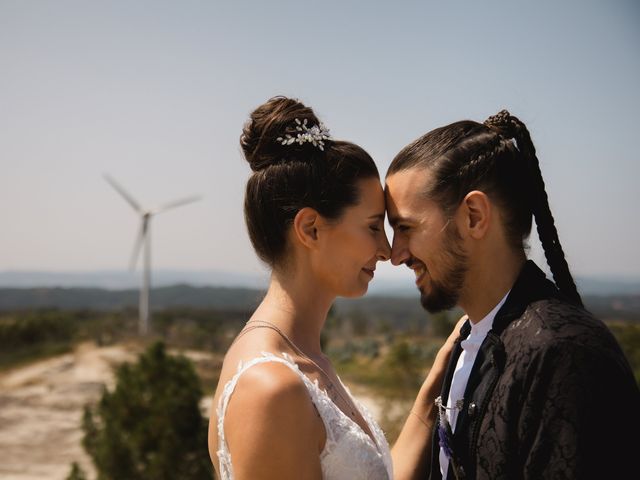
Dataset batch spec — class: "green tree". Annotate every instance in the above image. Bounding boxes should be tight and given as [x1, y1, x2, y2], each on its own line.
[429, 311, 455, 337]
[385, 339, 423, 389]
[81, 342, 213, 480]
[66, 462, 88, 480]
[349, 309, 369, 336]
[609, 322, 640, 386]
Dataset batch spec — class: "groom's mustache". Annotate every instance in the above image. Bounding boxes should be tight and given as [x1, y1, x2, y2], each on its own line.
[405, 258, 426, 270]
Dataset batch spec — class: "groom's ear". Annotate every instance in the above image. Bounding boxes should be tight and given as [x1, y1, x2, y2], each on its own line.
[460, 190, 491, 240]
[293, 207, 320, 248]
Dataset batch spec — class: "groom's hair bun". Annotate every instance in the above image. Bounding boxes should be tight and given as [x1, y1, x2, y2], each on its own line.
[240, 96, 323, 172]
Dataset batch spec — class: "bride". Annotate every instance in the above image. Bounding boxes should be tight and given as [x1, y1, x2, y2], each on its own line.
[208, 96, 460, 479]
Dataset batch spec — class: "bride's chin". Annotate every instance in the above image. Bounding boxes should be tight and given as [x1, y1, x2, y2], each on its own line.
[342, 282, 369, 299]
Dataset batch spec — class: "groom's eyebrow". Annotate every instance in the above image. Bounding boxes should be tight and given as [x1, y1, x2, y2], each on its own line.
[368, 213, 385, 220]
[388, 214, 411, 227]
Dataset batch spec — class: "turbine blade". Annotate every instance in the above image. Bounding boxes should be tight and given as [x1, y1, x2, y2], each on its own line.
[153, 195, 202, 215]
[129, 221, 146, 270]
[104, 174, 143, 213]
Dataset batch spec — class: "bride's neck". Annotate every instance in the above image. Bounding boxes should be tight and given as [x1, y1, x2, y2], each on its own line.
[252, 271, 333, 356]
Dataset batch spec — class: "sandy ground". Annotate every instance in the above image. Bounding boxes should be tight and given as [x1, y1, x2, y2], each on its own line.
[0, 343, 393, 480]
[0, 343, 138, 480]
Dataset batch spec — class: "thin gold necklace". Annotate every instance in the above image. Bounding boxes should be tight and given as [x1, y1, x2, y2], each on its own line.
[235, 319, 359, 420]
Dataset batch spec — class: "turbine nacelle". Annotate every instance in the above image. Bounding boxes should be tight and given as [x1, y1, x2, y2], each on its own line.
[104, 174, 201, 335]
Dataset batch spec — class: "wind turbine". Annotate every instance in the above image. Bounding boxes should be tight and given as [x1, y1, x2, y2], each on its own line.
[104, 174, 201, 335]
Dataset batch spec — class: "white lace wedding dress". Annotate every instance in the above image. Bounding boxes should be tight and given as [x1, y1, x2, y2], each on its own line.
[216, 352, 393, 479]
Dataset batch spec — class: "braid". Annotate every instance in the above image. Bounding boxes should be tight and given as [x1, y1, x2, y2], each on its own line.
[454, 134, 510, 201]
[485, 111, 583, 307]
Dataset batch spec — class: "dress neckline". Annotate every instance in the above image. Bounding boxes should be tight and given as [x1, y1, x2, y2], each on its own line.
[308, 362, 382, 455]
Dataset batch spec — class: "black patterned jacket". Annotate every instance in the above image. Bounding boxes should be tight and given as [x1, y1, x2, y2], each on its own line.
[428, 261, 640, 480]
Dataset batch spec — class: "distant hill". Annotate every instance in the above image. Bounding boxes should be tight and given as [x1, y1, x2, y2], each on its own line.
[0, 285, 266, 311]
[1, 270, 639, 296]
[0, 270, 269, 290]
[0, 285, 637, 323]
[575, 276, 640, 296]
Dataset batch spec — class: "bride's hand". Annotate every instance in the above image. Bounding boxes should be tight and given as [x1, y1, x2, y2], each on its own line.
[391, 315, 469, 479]
[418, 314, 468, 401]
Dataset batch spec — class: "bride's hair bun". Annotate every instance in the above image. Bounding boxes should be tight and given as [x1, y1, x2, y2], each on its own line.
[241, 96, 379, 267]
[240, 96, 323, 172]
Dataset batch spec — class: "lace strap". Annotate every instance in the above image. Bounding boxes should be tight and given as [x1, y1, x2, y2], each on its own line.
[216, 352, 327, 478]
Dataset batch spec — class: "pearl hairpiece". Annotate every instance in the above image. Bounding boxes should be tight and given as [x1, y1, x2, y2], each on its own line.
[276, 118, 331, 151]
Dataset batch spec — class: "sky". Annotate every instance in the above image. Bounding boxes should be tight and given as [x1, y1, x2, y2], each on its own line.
[1, 0, 639, 284]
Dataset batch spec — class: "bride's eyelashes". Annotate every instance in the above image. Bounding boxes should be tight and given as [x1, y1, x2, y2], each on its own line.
[369, 221, 384, 234]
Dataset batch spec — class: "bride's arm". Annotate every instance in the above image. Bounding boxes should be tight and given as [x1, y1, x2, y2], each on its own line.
[390, 315, 466, 480]
[220, 362, 324, 480]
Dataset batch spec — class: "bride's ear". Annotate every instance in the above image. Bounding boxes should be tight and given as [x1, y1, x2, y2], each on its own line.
[293, 207, 321, 249]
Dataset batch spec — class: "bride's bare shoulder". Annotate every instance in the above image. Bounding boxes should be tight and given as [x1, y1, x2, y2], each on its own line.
[225, 358, 313, 422]
[222, 359, 324, 478]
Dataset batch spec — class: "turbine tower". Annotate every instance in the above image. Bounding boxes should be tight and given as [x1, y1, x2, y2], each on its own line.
[104, 174, 201, 335]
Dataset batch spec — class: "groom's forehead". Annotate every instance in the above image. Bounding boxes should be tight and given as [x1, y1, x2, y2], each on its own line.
[385, 169, 441, 223]
[385, 168, 434, 205]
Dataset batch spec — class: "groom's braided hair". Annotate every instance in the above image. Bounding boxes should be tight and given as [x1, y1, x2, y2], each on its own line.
[388, 110, 583, 307]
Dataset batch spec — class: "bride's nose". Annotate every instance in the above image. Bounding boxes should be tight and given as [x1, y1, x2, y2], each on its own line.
[376, 231, 391, 261]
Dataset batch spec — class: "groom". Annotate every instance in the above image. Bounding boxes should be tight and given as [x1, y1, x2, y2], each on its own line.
[384, 110, 639, 479]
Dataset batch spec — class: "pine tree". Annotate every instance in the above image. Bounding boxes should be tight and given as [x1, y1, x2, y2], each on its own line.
[65, 462, 88, 480]
[81, 342, 213, 479]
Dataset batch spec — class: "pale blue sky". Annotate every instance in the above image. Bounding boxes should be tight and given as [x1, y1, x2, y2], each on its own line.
[1, 0, 639, 281]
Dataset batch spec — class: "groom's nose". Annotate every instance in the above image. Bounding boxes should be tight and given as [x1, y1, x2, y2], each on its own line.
[390, 235, 409, 266]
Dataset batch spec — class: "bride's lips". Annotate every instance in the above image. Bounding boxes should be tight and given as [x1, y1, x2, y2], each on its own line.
[362, 267, 375, 278]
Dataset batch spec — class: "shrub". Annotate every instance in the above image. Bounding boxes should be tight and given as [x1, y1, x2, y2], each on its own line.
[66, 462, 88, 480]
[81, 342, 212, 480]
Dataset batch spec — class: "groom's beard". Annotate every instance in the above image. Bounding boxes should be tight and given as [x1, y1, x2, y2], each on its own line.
[420, 225, 468, 313]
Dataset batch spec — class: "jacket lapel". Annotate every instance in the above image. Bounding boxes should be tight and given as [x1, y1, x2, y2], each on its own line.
[449, 261, 561, 476]
[430, 318, 470, 479]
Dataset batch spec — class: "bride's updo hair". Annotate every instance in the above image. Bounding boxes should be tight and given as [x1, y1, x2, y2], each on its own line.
[240, 96, 379, 268]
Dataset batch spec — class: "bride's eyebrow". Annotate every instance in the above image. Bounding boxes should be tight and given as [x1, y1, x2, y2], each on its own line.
[367, 213, 385, 221]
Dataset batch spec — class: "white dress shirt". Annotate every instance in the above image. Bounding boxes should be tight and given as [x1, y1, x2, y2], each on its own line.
[440, 292, 509, 479]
